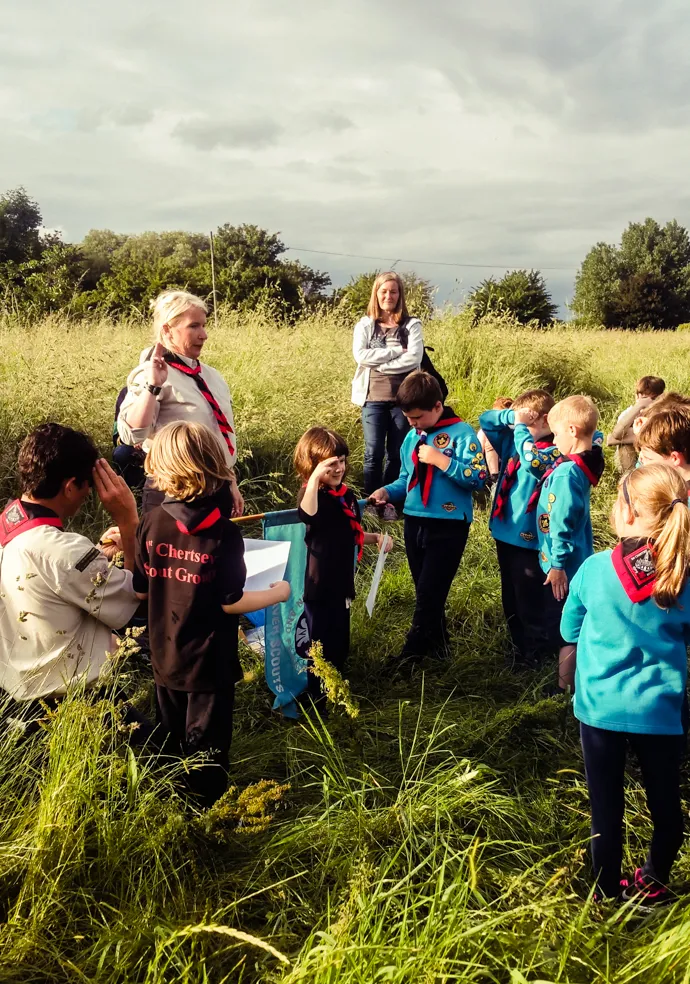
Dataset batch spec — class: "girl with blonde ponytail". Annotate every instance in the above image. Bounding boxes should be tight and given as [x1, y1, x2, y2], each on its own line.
[561, 463, 690, 906]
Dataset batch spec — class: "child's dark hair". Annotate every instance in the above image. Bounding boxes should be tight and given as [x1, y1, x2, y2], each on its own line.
[18, 423, 99, 498]
[396, 371, 443, 412]
[636, 375, 666, 398]
[511, 389, 555, 416]
[493, 396, 513, 410]
[294, 427, 349, 481]
[637, 406, 690, 462]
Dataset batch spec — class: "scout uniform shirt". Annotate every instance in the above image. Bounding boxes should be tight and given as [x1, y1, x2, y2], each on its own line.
[383, 407, 487, 522]
[0, 500, 139, 700]
[118, 349, 237, 469]
[534, 450, 603, 581]
[562, 541, 690, 735]
[478, 409, 560, 548]
[133, 493, 246, 692]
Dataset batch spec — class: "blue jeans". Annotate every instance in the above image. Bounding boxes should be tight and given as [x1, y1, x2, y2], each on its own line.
[361, 401, 409, 494]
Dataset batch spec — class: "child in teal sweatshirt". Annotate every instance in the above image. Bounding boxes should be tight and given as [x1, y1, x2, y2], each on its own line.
[561, 463, 690, 905]
[370, 371, 486, 661]
[532, 395, 604, 689]
[478, 390, 559, 667]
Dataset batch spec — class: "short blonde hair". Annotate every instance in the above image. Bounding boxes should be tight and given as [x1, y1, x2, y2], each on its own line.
[548, 395, 598, 436]
[150, 290, 208, 342]
[145, 421, 231, 501]
[366, 272, 409, 325]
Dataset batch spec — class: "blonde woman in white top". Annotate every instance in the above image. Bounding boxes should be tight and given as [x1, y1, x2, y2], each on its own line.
[351, 272, 423, 499]
[118, 290, 244, 516]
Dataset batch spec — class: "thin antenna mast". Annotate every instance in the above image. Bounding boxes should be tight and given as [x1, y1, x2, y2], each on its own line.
[209, 231, 219, 330]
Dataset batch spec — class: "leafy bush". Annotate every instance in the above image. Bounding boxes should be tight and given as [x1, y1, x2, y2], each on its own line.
[467, 269, 557, 326]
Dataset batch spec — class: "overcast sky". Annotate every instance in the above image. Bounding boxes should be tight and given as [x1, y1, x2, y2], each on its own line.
[3, 0, 690, 314]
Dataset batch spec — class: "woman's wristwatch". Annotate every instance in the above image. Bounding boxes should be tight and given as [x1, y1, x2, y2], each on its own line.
[145, 383, 162, 395]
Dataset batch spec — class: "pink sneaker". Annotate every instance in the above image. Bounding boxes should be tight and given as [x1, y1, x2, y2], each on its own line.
[621, 868, 672, 906]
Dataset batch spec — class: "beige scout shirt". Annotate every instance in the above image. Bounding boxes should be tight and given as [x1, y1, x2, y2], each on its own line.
[0, 527, 139, 699]
[117, 350, 237, 469]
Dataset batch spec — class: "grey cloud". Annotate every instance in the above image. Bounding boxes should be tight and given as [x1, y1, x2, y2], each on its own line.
[172, 118, 284, 150]
[4, 0, 690, 319]
[310, 112, 354, 133]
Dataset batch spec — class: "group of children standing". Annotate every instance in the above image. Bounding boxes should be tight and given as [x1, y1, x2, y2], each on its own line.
[39, 363, 687, 904]
[297, 369, 690, 907]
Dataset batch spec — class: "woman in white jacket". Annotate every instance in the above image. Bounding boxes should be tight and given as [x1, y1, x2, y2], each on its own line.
[351, 272, 424, 499]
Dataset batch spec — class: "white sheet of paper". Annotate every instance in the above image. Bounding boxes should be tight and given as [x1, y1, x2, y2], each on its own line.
[366, 535, 391, 617]
[242, 539, 291, 593]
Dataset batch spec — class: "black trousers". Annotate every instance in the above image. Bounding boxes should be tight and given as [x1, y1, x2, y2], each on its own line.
[155, 685, 235, 807]
[304, 599, 351, 701]
[402, 515, 469, 656]
[580, 722, 684, 896]
[495, 539, 562, 664]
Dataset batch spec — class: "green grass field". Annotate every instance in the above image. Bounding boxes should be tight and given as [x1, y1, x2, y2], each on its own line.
[2, 309, 690, 982]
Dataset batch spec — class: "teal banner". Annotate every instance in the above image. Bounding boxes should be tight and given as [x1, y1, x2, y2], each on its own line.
[262, 507, 310, 719]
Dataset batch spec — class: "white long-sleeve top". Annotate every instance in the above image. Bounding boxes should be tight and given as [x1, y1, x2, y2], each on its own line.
[118, 348, 237, 468]
[351, 316, 424, 407]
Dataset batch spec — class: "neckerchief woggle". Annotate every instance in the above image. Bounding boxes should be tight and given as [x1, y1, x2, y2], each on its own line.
[408, 406, 463, 507]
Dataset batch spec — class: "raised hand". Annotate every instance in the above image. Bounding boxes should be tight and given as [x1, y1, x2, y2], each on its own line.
[146, 341, 168, 388]
[311, 456, 341, 484]
[514, 408, 538, 425]
[93, 459, 139, 530]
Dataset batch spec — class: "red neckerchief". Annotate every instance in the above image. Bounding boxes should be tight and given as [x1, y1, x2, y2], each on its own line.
[408, 407, 463, 507]
[525, 446, 605, 513]
[0, 499, 63, 547]
[611, 538, 656, 603]
[174, 509, 222, 535]
[324, 484, 364, 561]
[492, 436, 554, 520]
[163, 351, 235, 457]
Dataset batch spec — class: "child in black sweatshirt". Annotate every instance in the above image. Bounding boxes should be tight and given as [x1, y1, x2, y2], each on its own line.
[134, 420, 289, 806]
[295, 427, 391, 700]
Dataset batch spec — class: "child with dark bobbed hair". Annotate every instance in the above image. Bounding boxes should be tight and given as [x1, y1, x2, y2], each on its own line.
[295, 427, 391, 701]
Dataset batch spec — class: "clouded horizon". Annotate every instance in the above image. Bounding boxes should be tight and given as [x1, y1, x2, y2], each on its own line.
[3, 0, 690, 313]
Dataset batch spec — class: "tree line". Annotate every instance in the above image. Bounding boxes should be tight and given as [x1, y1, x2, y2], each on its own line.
[2, 186, 690, 329]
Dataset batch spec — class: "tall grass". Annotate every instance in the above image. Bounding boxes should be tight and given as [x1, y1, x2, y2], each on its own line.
[1, 309, 690, 981]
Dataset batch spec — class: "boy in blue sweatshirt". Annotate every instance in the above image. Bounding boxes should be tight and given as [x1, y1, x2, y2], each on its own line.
[478, 389, 560, 666]
[370, 371, 487, 660]
[534, 395, 604, 688]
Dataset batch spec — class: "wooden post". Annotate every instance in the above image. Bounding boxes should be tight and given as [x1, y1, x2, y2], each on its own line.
[209, 231, 219, 330]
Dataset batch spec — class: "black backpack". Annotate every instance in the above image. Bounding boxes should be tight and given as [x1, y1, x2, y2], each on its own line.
[420, 346, 448, 402]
